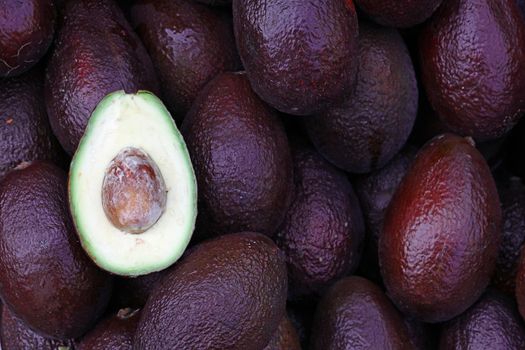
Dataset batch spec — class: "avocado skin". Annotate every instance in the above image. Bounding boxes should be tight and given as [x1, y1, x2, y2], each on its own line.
[112, 271, 165, 309]
[419, 0, 525, 141]
[379, 134, 502, 323]
[310, 276, 413, 350]
[355, 0, 443, 28]
[133, 232, 287, 349]
[233, 0, 358, 116]
[129, 0, 240, 120]
[78, 310, 140, 350]
[0, 67, 64, 179]
[45, 0, 160, 155]
[275, 142, 364, 300]
[440, 291, 525, 349]
[0, 0, 56, 77]
[491, 177, 525, 296]
[0, 306, 75, 350]
[305, 21, 417, 174]
[263, 316, 301, 350]
[182, 72, 293, 238]
[355, 146, 417, 284]
[0, 162, 113, 340]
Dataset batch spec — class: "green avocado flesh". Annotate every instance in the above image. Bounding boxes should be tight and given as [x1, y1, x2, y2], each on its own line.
[69, 90, 197, 276]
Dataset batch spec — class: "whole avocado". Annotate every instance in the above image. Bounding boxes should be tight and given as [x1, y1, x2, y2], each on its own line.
[419, 0, 525, 141]
[380, 134, 502, 323]
[355, 0, 443, 28]
[133, 232, 288, 349]
[46, 0, 160, 155]
[233, 0, 358, 115]
[0, 162, 112, 339]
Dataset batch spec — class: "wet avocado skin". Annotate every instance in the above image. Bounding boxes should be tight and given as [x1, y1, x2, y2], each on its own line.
[419, 0, 525, 141]
[232, 0, 359, 116]
[379, 134, 502, 323]
[310, 276, 412, 350]
[0, 0, 56, 77]
[45, 0, 160, 155]
[182, 72, 293, 238]
[0, 162, 112, 340]
[0, 68, 64, 179]
[440, 291, 525, 349]
[133, 232, 287, 350]
[129, 0, 240, 120]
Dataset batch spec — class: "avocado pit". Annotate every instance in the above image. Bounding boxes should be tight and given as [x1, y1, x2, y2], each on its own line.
[102, 147, 167, 234]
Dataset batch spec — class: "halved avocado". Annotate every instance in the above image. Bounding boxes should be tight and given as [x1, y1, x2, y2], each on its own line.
[69, 90, 197, 276]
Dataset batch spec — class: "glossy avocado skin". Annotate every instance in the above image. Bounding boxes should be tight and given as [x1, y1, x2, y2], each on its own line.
[233, 0, 358, 116]
[0, 306, 75, 350]
[181, 72, 293, 238]
[276, 141, 364, 300]
[491, 177, 525, 295]
[379, 134, 502, 323]
[304, 21, 417, 173]
[355, 0, 443, 27]
[310, 276, 413, 350]
[0, 162, 112, 340]
[78, 309, 140, 350]
[263, 316, 301, 350]
[45, 0, 160, 155]
[112, 270, 165, 309]
[0, 68, 64, 179]
[0, 0, 56, 77]
[355, 146, 417, 283]
[440, 291, 525, 349]
[419, 0, 525, 141]
[133, 232, 288, 350]
[129, 0, 240, 120]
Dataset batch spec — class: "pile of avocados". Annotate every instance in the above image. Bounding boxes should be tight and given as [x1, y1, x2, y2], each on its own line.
[2, 0, 525, 349]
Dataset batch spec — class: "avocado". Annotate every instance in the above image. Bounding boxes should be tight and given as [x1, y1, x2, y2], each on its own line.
[355, 146, 417, 283]
[129, 0, 240, 120]
[305, 20, 417, 174]
[112, 271, 166, 309]
[45, 0, 160, 155]
[263, 315, 301, 350]
[133, 232, 288, 349]
[232, 0, 358, 115]
[355, 0, 443, 28]
[0, 0, 56, 77]
[0, 306, 75, 350]
[181, 72, 293, 238]
[419, 0, 525, 141]
[69, 91, 197, 276]
[440, 291, 525, 349]
[491, 177, 525, 295]
[77, 308, 140, 350]
[0, 162, 112, 339]
[379, 134, 502, 323]
[0, 67, 65, 179]
[275, 140, 364, 300]
[310, 276, 412, 350]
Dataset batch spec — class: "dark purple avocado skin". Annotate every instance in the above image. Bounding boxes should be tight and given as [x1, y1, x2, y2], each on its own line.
[440, 291, 525, 349]
[0, 306, 75, 350]
[355, 0, 443, 28]
[182, 72, 293, 238]
[130, 0, 240, 120]
[77, 310, 140, 350]
[0, 67, 64, 179]
[133, 232, 288, 350]
[0, 0, 56, 77]
[0, 162, 112, 340]
[45, 0, 160, 155]
[233, 0, 359, 116]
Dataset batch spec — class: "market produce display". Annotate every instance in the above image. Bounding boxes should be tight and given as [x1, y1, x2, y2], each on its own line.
[1, 0, 525, 349]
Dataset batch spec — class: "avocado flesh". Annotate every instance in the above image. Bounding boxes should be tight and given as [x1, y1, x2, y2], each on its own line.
[69, 90, 197, 276]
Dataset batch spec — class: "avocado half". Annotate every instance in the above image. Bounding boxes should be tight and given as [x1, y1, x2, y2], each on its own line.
[69, 91, 197, 276]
